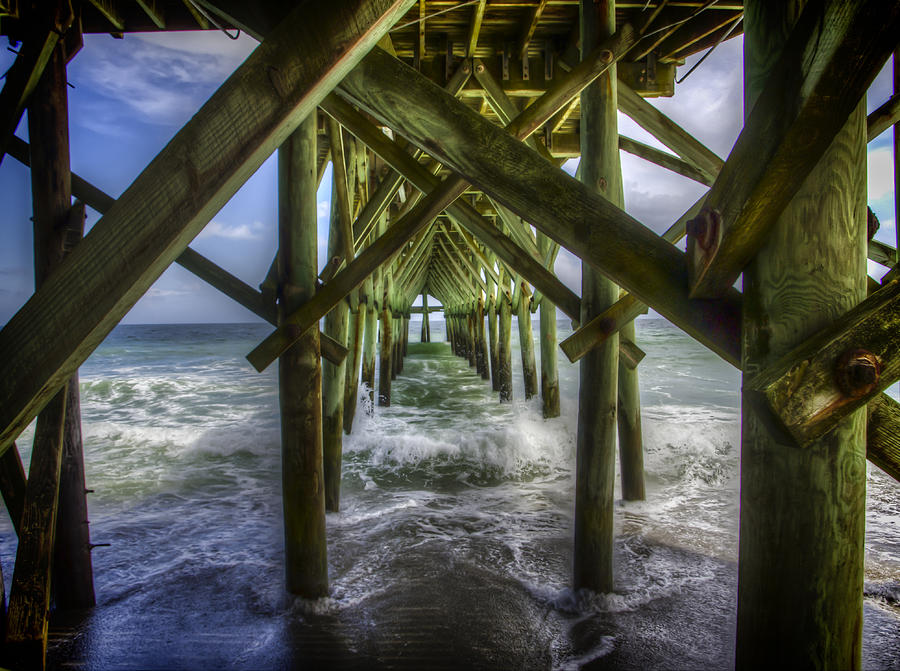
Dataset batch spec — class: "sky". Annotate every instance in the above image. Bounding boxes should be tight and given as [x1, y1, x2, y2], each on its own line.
[0, 28, 896, 325]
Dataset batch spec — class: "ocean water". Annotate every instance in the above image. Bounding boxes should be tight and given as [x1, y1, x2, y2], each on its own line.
[2, 318, 899, 669]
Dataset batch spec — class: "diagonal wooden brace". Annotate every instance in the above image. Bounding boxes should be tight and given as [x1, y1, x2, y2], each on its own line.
[745, 280, 900, 448]
[0, 0, 414, 455]
[686, 0, 900, 299]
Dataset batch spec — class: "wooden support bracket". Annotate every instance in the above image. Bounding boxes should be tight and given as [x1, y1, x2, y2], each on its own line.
[745, 280, 900, 448]
[687, 1, 900, 299]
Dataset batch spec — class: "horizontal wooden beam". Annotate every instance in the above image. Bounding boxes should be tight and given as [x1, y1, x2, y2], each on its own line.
[687, 1, 900, 298]
[867, 91, 900, 142]
[0, 0, 413, 454]
[745, 280, 900, 448]
[339, 47, 742, 365]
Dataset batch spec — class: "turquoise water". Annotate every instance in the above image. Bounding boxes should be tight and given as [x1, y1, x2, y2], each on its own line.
[2, 318, 898, 668]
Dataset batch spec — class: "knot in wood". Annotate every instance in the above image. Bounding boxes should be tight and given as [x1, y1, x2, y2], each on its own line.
[686, 207, 721, 251]
[835, 348, 881, 398]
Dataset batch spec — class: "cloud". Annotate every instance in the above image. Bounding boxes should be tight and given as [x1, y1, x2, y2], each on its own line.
[868, 147, 895, 202]
[145, 287, 190, 299]
[68, 32, 257, 130]
[645, 36, 744, 160]
[317, 200, 331, 219]
[197, 220, 265, 241]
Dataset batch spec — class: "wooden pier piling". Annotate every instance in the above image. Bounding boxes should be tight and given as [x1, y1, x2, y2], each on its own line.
[6, 42, 93, 669]
[343, 288, 365, 434]
[735, 2, 868, 665]
[497, 271, 513, 402]
[573, 0, 620, 593]
[617, 316, 645, 500]
[421, 293, 431, 342]
[517, 284, 538, 400]
[323, 158, 351, 513]
[379, 303, 393, 406]
[277, 114, 327, 597]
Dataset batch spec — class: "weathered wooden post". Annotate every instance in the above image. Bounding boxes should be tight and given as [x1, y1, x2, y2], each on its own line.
[33, 40, 95, 613]
[487, 273, 500, 391]
[467, 301, 478, 368]
[516, 283, 539, 399]
[343, 285, 365, 434]
[421, 292, 431, 342]
[574, 0, 620, 593]
[379, 294, 393, 406]
[361, 292, 377, 408]
[617, 313, 644, 500]
[6, 40, 95, 667]
[362, 228, 381, 411]
[498, 271, 513, 402]
[477, 295, 490, 381]
[536, 230, 560, 418]
[735, 2, 868, 666]
[277, 114, 327, 596]
[538, 297, 560, 418]
[322, 173, 350, 513]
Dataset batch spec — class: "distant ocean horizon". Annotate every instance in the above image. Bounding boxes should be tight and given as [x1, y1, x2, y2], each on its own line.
[3, 318, 898, 669]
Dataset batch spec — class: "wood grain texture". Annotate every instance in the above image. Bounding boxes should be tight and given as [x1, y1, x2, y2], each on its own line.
[28, 44, 95, 626]
[278, 115, 327, 597]
[736, 2, 868, 666]
[688, 0, 900, 298]
[746, 280, 900, 447]
[5, 389, 67, 669]
[0, 0, 415, 456]
[323, 178, 350, 514]
[336, 47, 743, 367]
[574, 0, 620, 595]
